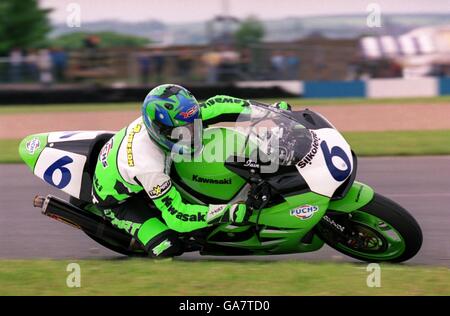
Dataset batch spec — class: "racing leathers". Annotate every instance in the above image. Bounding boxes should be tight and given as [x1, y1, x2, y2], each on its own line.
[92, 95, 253, 257]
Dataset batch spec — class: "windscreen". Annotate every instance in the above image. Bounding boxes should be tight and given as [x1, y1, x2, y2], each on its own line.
[233, 103, 312, 171]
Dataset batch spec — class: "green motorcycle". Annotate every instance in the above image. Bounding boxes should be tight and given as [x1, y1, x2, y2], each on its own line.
[19, 103, 422, 262]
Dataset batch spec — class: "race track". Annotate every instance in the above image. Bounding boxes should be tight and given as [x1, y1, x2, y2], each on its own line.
[1, 156, 449, 266]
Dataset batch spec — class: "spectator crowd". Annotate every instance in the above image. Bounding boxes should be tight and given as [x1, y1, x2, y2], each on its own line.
[4, 48, 68, 85]
[1, 42, 303, 86]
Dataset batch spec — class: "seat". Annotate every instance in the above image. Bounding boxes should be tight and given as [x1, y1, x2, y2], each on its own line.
[77, 133, 114, 203]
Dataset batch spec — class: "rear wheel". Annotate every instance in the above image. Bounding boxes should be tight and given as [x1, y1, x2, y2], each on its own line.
[317, 193, 422, 263]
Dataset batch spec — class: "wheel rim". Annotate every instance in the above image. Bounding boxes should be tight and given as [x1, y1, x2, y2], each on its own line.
[334, 211, 406, 261]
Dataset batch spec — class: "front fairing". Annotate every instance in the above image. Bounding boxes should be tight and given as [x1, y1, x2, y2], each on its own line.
[295, 127, 354, 198]
[234, 104, 313, 170]
[233, 104, 354, 199]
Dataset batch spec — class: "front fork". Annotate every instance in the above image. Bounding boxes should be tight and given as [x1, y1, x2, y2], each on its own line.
[316, 181, 375, 245]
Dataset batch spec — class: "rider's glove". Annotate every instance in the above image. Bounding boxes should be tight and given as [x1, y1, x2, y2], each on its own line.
[271, 101, 292, 111]
[207, 203, 250, 225]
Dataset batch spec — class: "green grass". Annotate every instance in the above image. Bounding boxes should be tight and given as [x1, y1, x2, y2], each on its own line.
[0, 259, 448, 295]
[342, 130, 450, 156]
[0, 139, 21, 163]
[1, 96, 449, 114]
[3, 130, 450, 163]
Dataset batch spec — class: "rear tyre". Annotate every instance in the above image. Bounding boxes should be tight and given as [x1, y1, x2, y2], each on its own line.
[318, 193, 422, 263]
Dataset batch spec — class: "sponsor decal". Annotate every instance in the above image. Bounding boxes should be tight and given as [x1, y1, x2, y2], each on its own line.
[297, 130, 320, 168]
[203, 96, 245, 108]
[322, 215, 345, 232]
[290, 205, 319, 220]
[161, 196, 206, 222]
[244, 159, 260, 168]
[207, 205, 226, 219]
[192, 175, 231, 185]
[148, 179, 172, 198]
[26, 138, 40, 155]
[98, 138, 113, 168]
[179, 106, 198, 119]
[127, 124, 142, 167]
[152, 239, 172, 256]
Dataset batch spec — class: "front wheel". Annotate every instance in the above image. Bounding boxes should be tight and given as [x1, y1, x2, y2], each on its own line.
[317, 193, 423, 263]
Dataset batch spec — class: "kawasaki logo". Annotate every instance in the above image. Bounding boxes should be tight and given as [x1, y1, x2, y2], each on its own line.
[161, 196, 206, 222]
[192, 175, 232, 185]
[290, 205, 319, 220]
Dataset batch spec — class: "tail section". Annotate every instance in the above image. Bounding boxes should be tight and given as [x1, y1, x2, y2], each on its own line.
[18, 131, 113, 199]
[19, 133, 48, 173]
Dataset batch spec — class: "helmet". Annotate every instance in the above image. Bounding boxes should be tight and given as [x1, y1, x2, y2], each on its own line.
[142, 84, 202, 155]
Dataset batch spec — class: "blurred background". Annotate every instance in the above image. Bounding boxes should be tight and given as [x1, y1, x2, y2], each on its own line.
[0, 0, 449, 102]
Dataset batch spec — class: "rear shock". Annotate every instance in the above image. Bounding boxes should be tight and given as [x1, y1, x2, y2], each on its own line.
[33, 195, 136, 251]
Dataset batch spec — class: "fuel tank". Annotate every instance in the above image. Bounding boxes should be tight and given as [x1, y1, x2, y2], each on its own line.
[172, 127, 248, 202]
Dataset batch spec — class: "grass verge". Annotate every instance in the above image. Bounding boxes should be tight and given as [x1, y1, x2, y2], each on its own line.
[0, 259, 448, 295]
[0, 96, 449, 114]
[2, 130, 450, 163]
[342, 130, 450, 156]
[0, 139, 20, 163]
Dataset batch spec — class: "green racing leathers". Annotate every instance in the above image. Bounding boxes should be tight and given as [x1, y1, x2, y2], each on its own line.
[92, 95, 252, 256]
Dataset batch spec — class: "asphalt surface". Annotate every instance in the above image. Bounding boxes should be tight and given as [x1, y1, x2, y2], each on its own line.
[1, 156, 449, 266]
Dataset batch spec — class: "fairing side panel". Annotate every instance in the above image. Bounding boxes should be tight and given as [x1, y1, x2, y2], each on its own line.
[328, 181, 375, 213]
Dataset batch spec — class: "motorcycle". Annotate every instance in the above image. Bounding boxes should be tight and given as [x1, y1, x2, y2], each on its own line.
[18, 102, 422, 262]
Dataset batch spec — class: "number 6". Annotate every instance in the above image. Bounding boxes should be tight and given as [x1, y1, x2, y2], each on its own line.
[320, 141, 351, 182]
[43, 156, 73, 189]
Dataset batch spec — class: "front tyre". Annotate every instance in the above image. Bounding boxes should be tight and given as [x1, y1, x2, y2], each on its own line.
[318, 193, 423, 263]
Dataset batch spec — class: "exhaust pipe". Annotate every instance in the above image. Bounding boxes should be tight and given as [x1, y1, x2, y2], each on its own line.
[34, 195, 135, 251]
